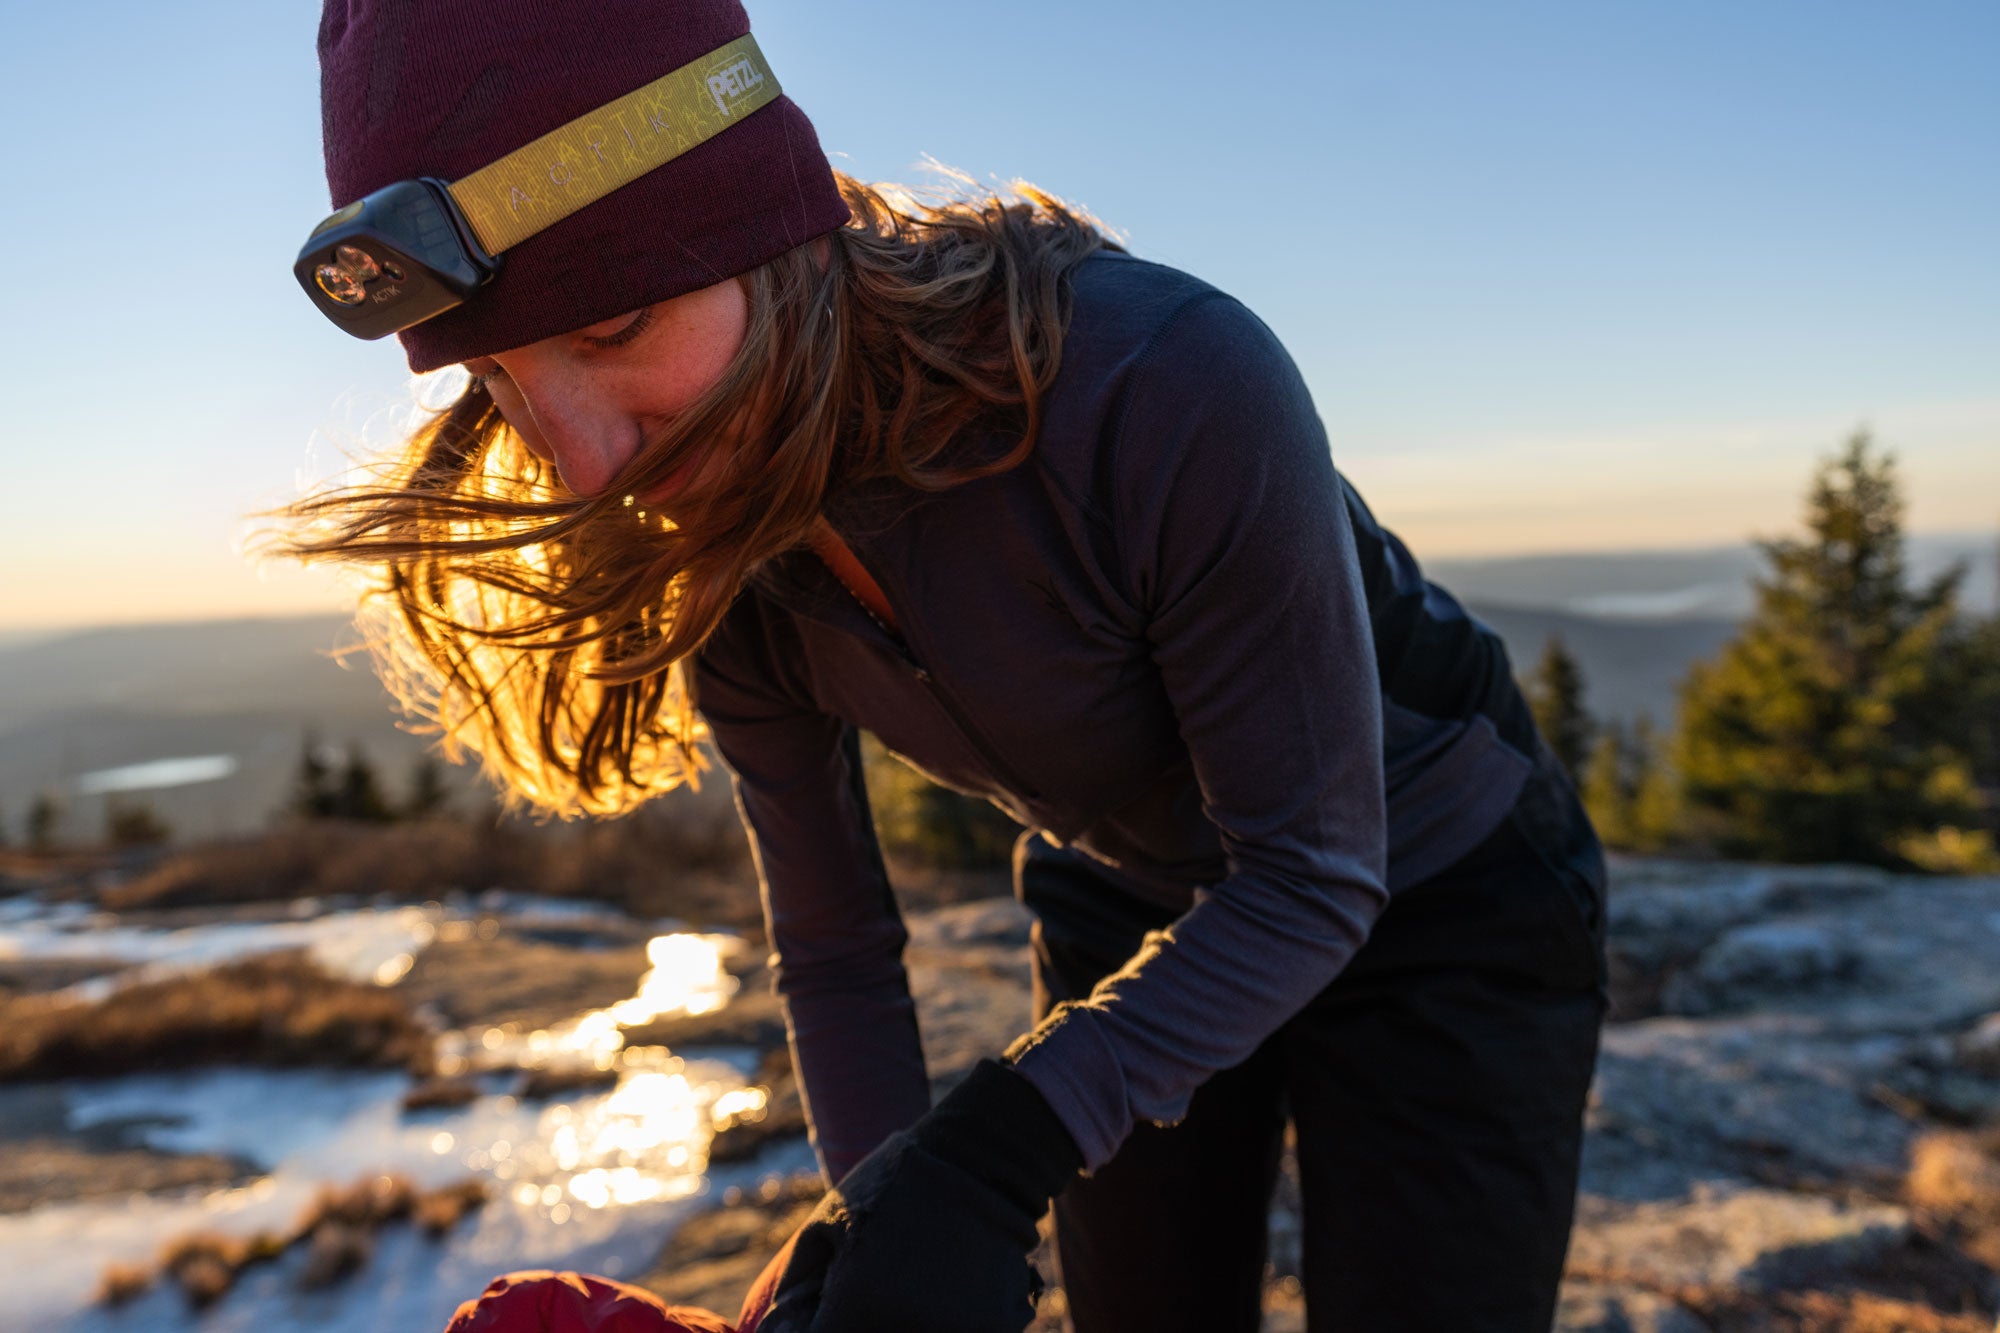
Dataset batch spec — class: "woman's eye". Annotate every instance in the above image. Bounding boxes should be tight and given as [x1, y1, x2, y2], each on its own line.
[582, 306, 656, 351]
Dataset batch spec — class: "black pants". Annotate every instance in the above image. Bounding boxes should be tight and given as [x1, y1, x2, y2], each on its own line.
[1015, 755, 1609, 1333]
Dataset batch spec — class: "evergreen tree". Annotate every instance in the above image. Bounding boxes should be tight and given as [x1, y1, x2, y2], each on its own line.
[859, 731, 1018, 870]
[1525, 634, 1594, 782]
[1674, 431, 1980, 865]
[1580, 720, 1633, 849]
[334, 743, 395, 822]
[1925, 575, 2000, 871]
[27, 792, 61, 853]
[1951, 520, 2000, 803]
[105, 797, 172, 848]
[402, 754, 452, 820]
[292, 729, 339, 820]
[1580, 711, 1682, 853]
[1626, 712, 1682, 853]
[1964, 614, 2000, 796]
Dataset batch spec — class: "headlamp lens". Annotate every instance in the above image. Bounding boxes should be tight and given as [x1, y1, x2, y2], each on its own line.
[314, 263, 368, 306]
[334, 245, 382, 283]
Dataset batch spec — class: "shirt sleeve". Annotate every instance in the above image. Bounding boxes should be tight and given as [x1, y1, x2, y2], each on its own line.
[691, 600, 933, 1185]
[1003, 290, 1390, 1173]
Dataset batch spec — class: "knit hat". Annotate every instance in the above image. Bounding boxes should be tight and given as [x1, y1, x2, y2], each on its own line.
[317, 0, 851, 372]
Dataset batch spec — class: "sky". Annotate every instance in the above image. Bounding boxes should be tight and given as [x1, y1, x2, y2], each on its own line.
[0, 0, 1994, 630]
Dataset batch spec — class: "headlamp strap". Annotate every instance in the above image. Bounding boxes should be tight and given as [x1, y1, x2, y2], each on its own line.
[446, 33, 782, 257]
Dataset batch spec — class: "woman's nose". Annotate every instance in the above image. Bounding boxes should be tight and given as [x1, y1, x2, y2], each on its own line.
[491, 363, 636, 499]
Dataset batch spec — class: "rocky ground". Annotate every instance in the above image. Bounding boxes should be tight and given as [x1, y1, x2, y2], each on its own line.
[1556, 858, 2000, 1331]
[7, 856, 2000, 1330]
[632, 860, 2000, 1331]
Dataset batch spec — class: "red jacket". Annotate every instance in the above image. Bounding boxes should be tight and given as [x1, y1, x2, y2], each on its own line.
[443, 1232, 797, 1333]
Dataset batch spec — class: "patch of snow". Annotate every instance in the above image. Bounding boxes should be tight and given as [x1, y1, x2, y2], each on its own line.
[8, 1058, 813, 1331]
[0, 905, 441, 990]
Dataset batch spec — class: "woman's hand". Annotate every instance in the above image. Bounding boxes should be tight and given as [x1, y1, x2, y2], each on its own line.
[759, 1058, 1080, 1333]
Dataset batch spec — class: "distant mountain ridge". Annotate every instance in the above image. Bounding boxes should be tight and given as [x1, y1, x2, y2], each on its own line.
[0, 614, 431, 844]
[1425, 529, 1996, 622]
[2, 532, 1991, 840]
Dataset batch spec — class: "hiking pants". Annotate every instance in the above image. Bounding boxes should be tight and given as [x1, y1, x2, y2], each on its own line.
[1015, 753, 1609, 1333]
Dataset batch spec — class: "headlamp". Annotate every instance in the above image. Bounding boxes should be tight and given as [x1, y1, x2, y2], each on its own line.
[294, 179, 498, 340]
[294, 33, 781, 341]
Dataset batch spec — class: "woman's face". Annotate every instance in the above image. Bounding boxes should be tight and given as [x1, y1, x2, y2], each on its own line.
[461, 274, 748, 503]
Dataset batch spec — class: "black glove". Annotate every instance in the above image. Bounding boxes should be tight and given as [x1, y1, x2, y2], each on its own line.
[759, 1057, 1084, 1333]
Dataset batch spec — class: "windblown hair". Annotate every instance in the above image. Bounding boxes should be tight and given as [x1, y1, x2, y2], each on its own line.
[271, 172, 1120, 818]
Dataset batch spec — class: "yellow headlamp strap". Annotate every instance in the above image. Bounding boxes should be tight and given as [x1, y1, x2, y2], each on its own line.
[446, 33, 782, 256]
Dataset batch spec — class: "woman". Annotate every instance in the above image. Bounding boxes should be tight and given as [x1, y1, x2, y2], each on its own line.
[291, 2, 1609, 1330]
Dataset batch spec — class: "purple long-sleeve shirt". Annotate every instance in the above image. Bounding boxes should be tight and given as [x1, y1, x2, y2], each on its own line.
[691, 251, 1537, 1182]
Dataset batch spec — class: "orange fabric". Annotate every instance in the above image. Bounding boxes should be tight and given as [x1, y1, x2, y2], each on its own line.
[807, 519, 901, 634]
[734, 1229, 799, 1333]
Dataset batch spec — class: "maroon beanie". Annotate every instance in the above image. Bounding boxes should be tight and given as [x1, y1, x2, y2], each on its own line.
[318, 0, 851, 372]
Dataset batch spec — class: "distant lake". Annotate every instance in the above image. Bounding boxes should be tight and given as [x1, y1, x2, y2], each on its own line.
[74, 754, 238, 795]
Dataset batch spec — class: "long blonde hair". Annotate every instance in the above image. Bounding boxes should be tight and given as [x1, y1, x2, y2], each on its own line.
[271, 172, 1120, 818]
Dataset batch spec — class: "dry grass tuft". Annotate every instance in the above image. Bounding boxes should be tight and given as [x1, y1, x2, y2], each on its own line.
[1908, 1130, 2000, 1220]
[1908, 1128, 2000, 1270]
[157, 1229, 280, 1308]
[0, 952, 434, 1082]
[297, 1221, 373, 1290]
[295, 1173, 418, 1235]
[414, 1179, 489, 1235]
[92, 1262, 153, 1307]
[96, 1172, 487, 1308]
[402, 1074, 483, 1111]
[104, 812, 756, 924]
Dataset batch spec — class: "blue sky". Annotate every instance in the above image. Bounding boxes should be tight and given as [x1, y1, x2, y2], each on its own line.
[1, 0, 1994, 628]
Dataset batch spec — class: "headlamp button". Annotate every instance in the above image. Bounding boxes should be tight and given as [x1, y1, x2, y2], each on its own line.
[315, 263, 369, 306]
[334, 245, 382, 283]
